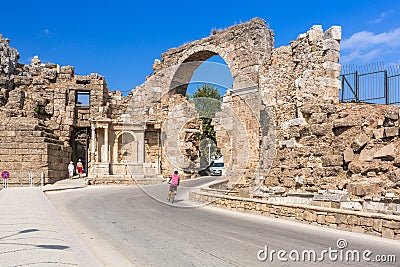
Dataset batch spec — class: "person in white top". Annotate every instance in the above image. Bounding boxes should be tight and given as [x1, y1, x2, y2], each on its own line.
[68, 161, 74, 179]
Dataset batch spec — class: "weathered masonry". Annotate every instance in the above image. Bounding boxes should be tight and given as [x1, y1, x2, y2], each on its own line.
[0, 18, 399, 201]
[0, 36, 111, 185]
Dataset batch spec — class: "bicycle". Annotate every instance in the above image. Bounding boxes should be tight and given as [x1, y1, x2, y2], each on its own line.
[168, 184, 178, 203]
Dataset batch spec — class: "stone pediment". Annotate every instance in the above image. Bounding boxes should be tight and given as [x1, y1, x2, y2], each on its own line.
[90, 116, 111, 121]
[90, 116, 112, 128]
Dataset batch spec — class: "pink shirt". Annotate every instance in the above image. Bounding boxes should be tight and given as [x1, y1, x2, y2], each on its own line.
[171, 173, 179, 185]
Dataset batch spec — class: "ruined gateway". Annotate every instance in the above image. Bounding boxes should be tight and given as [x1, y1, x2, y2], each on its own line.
[0, 18, 399, 200]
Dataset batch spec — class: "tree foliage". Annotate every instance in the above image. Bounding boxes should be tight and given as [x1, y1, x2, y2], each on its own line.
[192, 83, 222, 118]
[192, 84, 222, 160]
[192, 84, 221, 99]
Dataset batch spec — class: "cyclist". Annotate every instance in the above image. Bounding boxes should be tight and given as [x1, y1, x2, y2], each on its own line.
[167, 170, 180, 202]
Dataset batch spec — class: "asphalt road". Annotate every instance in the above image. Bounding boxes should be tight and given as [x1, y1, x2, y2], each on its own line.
[47, 178, 400, 266]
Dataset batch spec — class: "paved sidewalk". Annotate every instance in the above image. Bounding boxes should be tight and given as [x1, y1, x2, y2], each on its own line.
[0, 179, 102, 267]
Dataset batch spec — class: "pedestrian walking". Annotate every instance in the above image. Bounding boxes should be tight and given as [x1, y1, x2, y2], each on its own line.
[76, 159, 83, 178]
[68, 161, 74, 179]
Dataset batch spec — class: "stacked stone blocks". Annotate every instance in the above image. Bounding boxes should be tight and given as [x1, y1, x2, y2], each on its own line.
[190, 191, 400, 239]
[0, 36, 110, 185]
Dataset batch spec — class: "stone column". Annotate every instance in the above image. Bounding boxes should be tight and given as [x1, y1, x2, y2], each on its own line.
[91, 126, 96, 163]
[136, 131, 145, 164]
[113, 139, 119, 163]
[104, 125, 109, 163]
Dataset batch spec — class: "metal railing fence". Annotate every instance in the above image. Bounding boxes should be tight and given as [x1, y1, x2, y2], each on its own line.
[340, 62, 400, 105]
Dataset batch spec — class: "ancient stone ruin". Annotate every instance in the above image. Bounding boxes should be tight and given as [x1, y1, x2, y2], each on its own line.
[0, 18, 399, 204]
[0, 35, 109, 185]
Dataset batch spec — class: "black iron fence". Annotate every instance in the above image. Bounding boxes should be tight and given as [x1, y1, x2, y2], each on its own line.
[340, 62, 400, 105]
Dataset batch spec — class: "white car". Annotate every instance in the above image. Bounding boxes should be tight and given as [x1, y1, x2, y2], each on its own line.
[210, 160, 224, 176]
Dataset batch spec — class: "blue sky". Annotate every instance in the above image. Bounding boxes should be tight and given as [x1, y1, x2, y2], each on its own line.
[2, 0, 400, 94]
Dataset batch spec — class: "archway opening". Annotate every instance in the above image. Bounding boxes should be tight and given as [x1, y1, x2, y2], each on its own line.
[70, 127, 89, 177]
[189, 55, 233, 174]
[168, 54, 234, 176]
[118, 132, 138, 163]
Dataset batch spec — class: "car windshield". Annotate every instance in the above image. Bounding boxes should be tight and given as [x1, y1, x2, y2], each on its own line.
[213, 162, 224, 167]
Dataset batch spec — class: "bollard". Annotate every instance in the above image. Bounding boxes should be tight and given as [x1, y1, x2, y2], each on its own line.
[41, 172, 44, 187]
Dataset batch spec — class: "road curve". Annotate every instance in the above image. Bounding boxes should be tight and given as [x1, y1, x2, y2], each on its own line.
[47, 178, 400, 266]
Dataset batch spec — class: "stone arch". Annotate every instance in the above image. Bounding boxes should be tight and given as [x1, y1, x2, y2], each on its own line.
[115, 131, 138, 163]
[167, 47, 235, 97]
[125, 17, 273, 121]
[162, 49, 264, 185]
[115, 130, 137, 140]
[124, 18, 276, 186]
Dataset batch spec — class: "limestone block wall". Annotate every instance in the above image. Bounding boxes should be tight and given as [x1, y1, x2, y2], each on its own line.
[0, 36, 111, 185]
[144, 125, 160, 163]
[0, 117, 71, 185]
[0, 50, 109, 142]
[190, 191, 400, 239]
[0, 37, 19, 106]
[257, 24, 400, 199]
[255, 25, 341, 191]
[0, 36, 18, 74]
[47, 141, 72, 183]
[292, 25, 341, 106]
[213, 91, 262, 187]
[261, 25, 341, 124]
[160, 95, 201, 178]
[266, 102, 400, 198]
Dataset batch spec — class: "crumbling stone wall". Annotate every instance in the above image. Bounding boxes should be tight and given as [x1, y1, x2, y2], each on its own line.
[268, 102, 400, 197]
[160, 95, 201, 178]
[0, 36, 110, 185]
[213, 91, 262, 188]
[259, 25, 400, 199]
[1, 17, 399, 200]
[261, 25, 341, 125]
[144, 125, 160, 164]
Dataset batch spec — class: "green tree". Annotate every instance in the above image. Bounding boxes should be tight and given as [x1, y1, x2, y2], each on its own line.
[192, 84, 221, 121]
[192, 83, 221, 99]
[192, 84, 221, 143]
[192, 84, 222, 162]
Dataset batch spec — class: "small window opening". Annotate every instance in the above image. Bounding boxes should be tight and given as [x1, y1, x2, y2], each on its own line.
[76, 91, 90, 106]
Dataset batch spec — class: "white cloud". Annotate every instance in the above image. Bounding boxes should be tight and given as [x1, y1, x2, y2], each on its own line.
[369, 12, 387, 24]
[342, 28, 400, 49]
[340, 27, 400, 65]
[341, 49, 380, 64]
